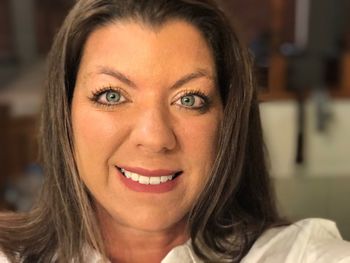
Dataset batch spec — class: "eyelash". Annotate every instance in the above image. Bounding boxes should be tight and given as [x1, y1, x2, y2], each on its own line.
[89, 86, 128, 107]
[88, 86, 211, 112]
[173, 89, 211, 113]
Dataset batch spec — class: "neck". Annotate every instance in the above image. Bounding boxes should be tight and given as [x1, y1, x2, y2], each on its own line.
[97, 208, 189, 263]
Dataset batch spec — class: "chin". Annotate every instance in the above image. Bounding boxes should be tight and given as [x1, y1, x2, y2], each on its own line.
[123, 210, 189, 233]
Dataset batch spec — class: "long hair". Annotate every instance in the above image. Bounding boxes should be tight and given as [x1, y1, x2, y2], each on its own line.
[0, 0, 282, 262]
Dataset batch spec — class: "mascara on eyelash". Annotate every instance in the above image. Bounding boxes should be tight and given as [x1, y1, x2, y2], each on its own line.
[89, 86, 123, 102]
[89, 87, 212, 112]
[181, 90, 212, 107]
[91, 86, 119, 97]
[175, 90, 212, 114]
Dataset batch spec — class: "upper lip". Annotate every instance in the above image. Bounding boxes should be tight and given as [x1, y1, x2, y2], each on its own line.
[117, 166, 182, 177]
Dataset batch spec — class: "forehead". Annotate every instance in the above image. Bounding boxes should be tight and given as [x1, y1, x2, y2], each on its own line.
[78, 19, 216, 81]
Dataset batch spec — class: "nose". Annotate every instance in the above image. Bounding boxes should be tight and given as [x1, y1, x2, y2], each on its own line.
[130, 106, 177, 153]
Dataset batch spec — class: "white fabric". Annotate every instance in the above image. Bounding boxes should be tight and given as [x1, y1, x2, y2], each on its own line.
[0, 218, 349, 262]
[241, 218, 350, 263]
[0, 254, 8, 263]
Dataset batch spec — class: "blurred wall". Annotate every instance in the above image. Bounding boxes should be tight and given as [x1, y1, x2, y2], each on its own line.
[0, 0, 14, 60]
[217, 0, 295, 44]
[260, 100, 350, 240]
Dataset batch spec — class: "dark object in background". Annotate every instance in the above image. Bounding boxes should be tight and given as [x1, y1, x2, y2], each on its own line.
[287, 0, 347, 163]
[0, 104, 39, 210]
[4, 163, 43, 211]
[250, 32, 271, 89]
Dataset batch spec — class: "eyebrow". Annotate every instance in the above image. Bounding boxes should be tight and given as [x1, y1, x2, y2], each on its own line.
[96, 66, 214, 90]
[97, 66, 137, 88]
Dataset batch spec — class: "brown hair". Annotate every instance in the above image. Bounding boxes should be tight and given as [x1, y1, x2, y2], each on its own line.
[0, 0, 282, 262]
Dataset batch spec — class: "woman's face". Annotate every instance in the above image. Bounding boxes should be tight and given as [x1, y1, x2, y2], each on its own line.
[72, 20, 223, 235]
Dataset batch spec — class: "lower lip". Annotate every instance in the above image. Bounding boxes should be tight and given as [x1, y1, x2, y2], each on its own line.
[117, 169, 179, 193]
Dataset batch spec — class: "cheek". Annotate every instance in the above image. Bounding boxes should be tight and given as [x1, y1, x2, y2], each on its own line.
[72, 105, 126, 177]
[179, 113, 221, 168]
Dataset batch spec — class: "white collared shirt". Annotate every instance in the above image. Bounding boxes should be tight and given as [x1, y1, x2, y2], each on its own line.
[241, 218, 350, 263]
[1, 218, 350, 262]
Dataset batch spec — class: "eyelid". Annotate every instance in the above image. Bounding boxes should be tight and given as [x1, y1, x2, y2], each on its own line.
[89, 86, 130, 107]
[172, 89, 211, 111]
[173, 89, 209, 101]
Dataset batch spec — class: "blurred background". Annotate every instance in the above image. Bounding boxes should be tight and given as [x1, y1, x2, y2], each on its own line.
[0, 0, 349, 239]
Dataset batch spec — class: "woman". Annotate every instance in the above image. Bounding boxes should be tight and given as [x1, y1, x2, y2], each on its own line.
[0, 0, 349, 262]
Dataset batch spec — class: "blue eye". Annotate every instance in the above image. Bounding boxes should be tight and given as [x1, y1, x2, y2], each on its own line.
[92, 88, 127, 106]
[105, 90, 121, 103]
[181, 95, 196, 107]
[175, 93, 207, 109]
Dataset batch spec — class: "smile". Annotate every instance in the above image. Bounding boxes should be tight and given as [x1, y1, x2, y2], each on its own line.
[117, 167, 182, 185]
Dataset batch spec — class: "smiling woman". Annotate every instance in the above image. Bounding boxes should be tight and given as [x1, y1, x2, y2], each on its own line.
[72, 20, 223, 251]
[0, 0, 349, 263]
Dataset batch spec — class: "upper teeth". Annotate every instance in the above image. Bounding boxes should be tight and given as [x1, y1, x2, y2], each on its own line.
[120, 168, 174, 185]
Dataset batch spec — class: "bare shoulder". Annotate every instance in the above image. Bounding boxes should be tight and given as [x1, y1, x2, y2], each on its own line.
[242, 218, 350, 263]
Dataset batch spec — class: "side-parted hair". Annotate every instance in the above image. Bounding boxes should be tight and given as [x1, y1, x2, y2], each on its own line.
[0, 0, 282, 262]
